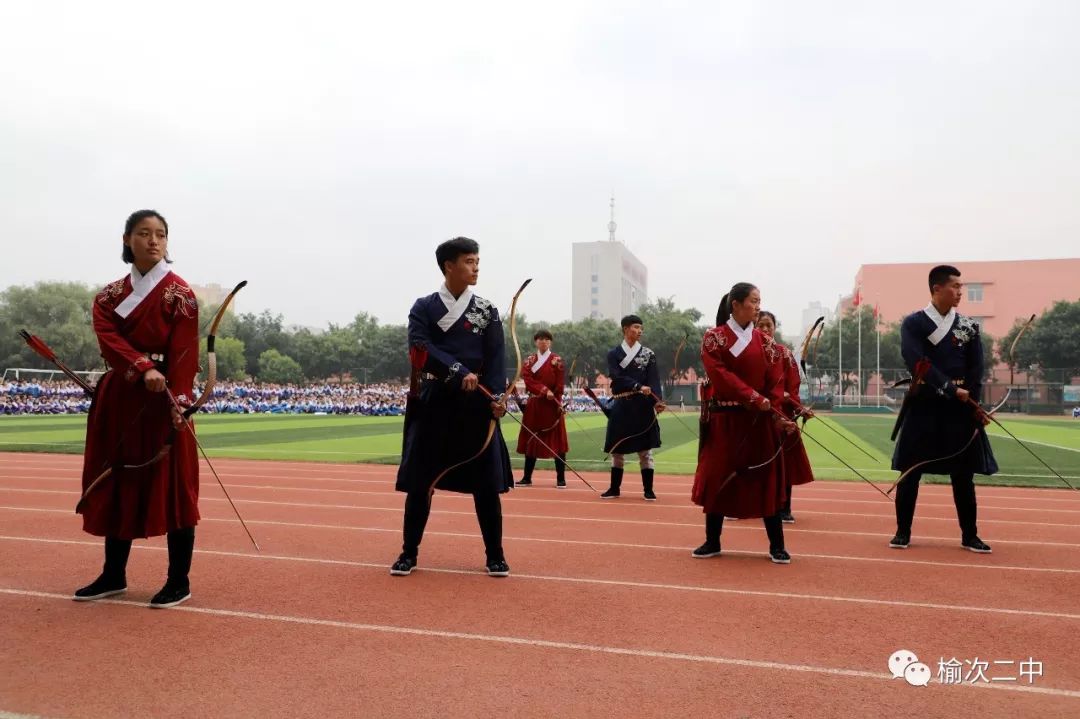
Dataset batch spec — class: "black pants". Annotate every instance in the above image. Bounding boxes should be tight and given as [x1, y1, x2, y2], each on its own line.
[102, 527, 195, 588]
[523, 455, 567, 482]
[402, 490, 504, 563]
[705, 513, 785, 551]
[895, 471, 978, 540]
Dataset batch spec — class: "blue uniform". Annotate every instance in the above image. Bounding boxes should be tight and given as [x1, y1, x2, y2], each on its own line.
[602, 343, 663, 455]
[396, 290, 513, 495]
[891, 309, 998, 476]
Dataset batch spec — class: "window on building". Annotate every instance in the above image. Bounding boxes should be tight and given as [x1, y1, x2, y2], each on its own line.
[591, 286, 598, 294]
[590, 310, 599, 319]
[591, 298, 598, 306]
[967, 283, 984, 302]
[591, 274, 598, 282]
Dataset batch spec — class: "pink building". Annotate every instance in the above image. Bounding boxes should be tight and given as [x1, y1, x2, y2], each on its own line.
[843, 258, 1080, 341]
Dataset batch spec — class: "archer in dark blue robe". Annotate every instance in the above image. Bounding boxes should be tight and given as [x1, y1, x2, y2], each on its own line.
[890, 304, 998, 549]
[600, 340, 663, 499]
[394, 286, 513, 571]
[397, 289, 513, 496]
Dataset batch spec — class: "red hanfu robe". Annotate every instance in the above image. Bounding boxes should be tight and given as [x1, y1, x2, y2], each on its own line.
[79, 267, 201, 539]
[516, 352, 569, 457]
[777, 343, 814, 488]
[691, 323, 787, 518]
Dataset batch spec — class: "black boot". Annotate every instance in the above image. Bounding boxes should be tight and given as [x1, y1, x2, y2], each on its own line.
[891, 472, 920, 549]
[519, 456, 536, 486]
[601, 467, 623, 498]
[764, 513, 790, 564]
[642, 468, 656, 501]
[555, 454, 567, 488]
[151, 527, 194, 609]
[692, 514, 723, 558]
[780, 490, 794, 523]
[475, 492, 509, 577]
[74, 537, 131, 601]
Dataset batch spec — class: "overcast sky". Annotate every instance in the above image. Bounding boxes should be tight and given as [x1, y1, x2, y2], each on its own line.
[2, 1, 1078, 336]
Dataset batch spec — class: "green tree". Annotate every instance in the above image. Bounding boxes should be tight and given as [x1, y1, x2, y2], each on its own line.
[998, 300, 1080, 378]
[256, 349, 304, 384]
[0, 282, 102, 371]
[199, 336, 248, 381]
[233, 310, 292, 375]
[635, 298, 704, 393]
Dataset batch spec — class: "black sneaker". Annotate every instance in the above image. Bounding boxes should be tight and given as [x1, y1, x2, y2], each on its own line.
[390, 554, 417, 576]
[643, 489, 657, 501]
[486, 559, 510, 577]
[600, 488, 620, 499]
[889, 533, 911, 549]
[517, 477, 533, 486]
[149, 583, 191, 609]
[962, 537, 992, 554]
[780, 512, 795, 524]
[691, 542, 721, 558]
[556, 479, 566, 488]
[769, 548, 792, 564]
[73, 574, 126, 602]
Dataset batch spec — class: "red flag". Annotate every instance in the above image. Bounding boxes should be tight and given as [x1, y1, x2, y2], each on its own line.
[852, 287, 862, 307]
[872, 303, 879, 319]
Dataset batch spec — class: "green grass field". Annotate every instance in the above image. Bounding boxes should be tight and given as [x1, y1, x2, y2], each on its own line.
[2, 411, 1078, 488]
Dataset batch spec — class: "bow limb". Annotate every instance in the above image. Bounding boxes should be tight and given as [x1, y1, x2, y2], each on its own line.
[1008, 314, 1036, 387]
[798, 317, 824, 378]
[183, 280, 247, 419]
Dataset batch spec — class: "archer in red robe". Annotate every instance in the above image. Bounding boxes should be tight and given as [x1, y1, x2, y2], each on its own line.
[516, 330, 569, 487]
[691, 284, 798, 564]
[73, 210, 201, 609]
[757, 311, 814, 523]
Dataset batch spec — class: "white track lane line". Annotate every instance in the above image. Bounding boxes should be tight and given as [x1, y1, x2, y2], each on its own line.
[1, 586, 1078, 698]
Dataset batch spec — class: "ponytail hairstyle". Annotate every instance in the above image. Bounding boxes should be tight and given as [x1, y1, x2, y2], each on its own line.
[715, 294, 730, 326]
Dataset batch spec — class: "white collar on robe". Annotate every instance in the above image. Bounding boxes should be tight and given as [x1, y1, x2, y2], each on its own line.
[436, 283, 474, 332]
[725, 317, 754, 357]
[922, 303, 957, 346]
[115, 260, 171, 319]
[531, 349, 552, 373]
[619, 340, 642, 368]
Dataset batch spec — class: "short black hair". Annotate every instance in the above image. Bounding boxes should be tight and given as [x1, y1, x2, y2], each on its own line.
[758, 310, 777, 325]
[621, 314, 643, 329]
[122, 209, 170, 264]
[928, 265, 961, 293]
[533, 329, 553, 341]
[436, 237, 480, 274]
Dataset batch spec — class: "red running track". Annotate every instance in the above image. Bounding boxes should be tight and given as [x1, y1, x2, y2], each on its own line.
[1, 452, 1078, 718]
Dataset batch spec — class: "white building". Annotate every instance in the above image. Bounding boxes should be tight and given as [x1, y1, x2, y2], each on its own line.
[571, 198, 649, 321]
[800, 300, 834, 337]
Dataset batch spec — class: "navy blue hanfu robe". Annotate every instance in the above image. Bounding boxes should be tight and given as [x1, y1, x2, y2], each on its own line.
[602, 342, 663, 454]
[891, 307, 998, 477]
[396, 289, 514, 495]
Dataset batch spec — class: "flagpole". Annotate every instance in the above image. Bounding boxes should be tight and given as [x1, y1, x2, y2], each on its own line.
[875, 300, 881, 408]
[857, 291, 862, 408]
[837, 294, 843, 408]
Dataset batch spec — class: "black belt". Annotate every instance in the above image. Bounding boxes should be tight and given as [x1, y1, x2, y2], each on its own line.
[707, 400, 746, 412]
